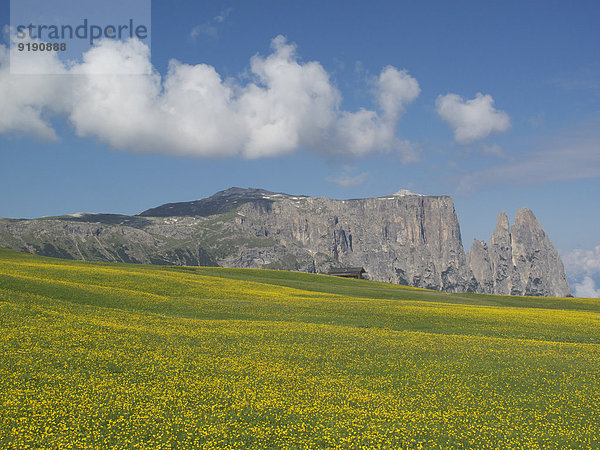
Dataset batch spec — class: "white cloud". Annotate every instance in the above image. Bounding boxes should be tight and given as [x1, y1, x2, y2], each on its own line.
[563, 245, 600, 278]
[573, 276, 600, 298]
[436, 92, 510, 144]
[375, 66, 420, 118]
[0, 36, 421, 160]
[563, 246, 600, 298]
[190, 24, 218, 40]
[237, 35, 340, 158]
[0, 43, 70, 140]
[328, 65, 420, 161]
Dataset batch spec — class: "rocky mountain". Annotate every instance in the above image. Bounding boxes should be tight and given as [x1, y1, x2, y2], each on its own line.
[0, 187, 570, 296]
[467, 209, 571, 297]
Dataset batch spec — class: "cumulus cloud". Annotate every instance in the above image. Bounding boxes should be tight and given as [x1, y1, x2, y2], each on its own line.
[563, 245, 600, 298]
[375, 66, 420, 118]
[0, 44, 70, 139]
[563, 245, 600, 278]
[573, 276, 600, 298]
[0, 35, 420, 160]
[436, 92, 510, 144]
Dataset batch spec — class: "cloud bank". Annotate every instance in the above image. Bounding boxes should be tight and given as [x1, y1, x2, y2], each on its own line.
[436, 93, 510, 144]
[563, 245, 600, 298]
[563, 245, 600, 278]
[0, 36, 420, 160]
[573, 277, 600, 298]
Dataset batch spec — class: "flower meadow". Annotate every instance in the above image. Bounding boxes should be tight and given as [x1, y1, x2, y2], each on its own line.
[1, 248, 599, 448]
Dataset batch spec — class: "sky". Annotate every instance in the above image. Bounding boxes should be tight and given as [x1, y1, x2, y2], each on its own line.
[0, 0, 599, 296]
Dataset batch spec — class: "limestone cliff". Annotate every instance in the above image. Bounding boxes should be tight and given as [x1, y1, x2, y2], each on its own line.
[209, 190, 478, 292]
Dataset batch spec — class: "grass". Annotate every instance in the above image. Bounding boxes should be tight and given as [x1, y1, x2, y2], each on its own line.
[1, 247, 599, 448]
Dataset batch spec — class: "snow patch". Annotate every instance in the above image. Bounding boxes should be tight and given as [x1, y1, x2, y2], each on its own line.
[393, 189, 422, 197]
[68, 212, 97, 217]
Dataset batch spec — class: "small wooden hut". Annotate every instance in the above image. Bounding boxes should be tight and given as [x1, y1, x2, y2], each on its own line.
[326, 267, 366, 279]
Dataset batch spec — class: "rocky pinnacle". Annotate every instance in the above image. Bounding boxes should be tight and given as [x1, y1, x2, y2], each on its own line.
[468, 208, 571, 297]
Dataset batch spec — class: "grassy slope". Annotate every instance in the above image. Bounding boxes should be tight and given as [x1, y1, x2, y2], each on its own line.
[166, 265, 600, 312]
[1, 247, 600, 448]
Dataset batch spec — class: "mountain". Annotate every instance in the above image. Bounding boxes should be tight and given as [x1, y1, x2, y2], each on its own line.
[138, 187, 298, 218]
[467, 209, 571, 297]
[0, 187, 570, 296]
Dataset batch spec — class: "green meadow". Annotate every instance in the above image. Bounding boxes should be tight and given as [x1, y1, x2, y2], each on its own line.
[1, 247, 599, 448]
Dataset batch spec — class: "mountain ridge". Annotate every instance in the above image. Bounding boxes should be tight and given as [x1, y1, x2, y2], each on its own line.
[0, 187, 571, 296]
[138, 187, 305, 218]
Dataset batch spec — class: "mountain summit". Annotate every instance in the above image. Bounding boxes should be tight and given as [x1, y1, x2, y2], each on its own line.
[467, 209, 570, 297]
[0, 188, 570, 296]
[139, 187, 302, 217]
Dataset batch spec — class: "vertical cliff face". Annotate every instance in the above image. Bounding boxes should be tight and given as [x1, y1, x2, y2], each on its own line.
[226, 192, 478, 292]
[468, 208, 571, 297]
[510, 208, 571, 297]
[466, 240, 493, 294]
[488, 212, 522, 295]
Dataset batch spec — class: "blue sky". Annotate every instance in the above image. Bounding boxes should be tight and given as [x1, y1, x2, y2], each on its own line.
[1, 0, 599, 295]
